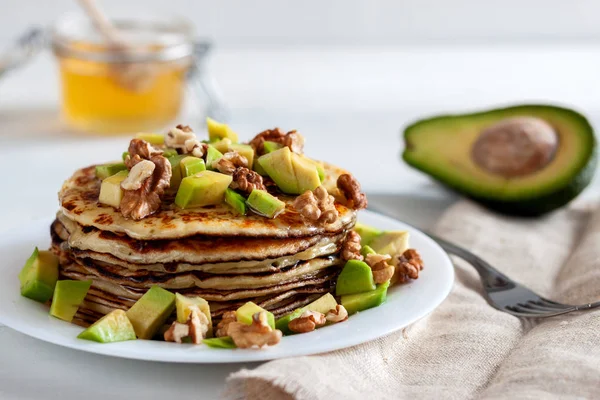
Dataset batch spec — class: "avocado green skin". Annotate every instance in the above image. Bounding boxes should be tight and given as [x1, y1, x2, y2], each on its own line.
[402, 104, 597, 216]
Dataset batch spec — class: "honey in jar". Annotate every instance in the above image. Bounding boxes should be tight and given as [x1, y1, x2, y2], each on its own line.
[51, 15, 194, 134]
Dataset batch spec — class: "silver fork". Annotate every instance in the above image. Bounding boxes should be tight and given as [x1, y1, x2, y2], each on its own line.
[429, 233, 600, 318]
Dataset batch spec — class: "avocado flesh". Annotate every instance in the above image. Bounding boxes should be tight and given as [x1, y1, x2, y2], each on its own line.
[246, 189, 285, 218]
[206, 117, 239, 142]
[211, 138, 233, 153]
[95, 162, 127, 180]
[258, 147, 298, 194]
[98, 170, 128, 208]
[135, 133, 164, 145]
[353, 223, 382, 246]
[180, 156, 206, 177]
[225, 188, 247, 215]
[370, 231, 409, 258]
[291, 153, 321, 193]
[126, 286, 176, 340]
[336, 260, 376, 296]
[167, 154, 188, 192]
[206, 146, 224, 171]
[235, 301, 275, 329]
[275, 293, 338, 334]
[263, 141, 283, 153]
[341, 281, 390, 315]
[19, 248, 59, 303]
[403, 104, 597, 216]
[174, 171, 233, 209]
[50, 280, 92, 322]
[203, 337, 236, 348]
[77, 309, 136, 343]
[361, 245, 376, 258]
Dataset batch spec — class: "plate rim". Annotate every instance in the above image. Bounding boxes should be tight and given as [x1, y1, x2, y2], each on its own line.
[0, 210, 454, 363]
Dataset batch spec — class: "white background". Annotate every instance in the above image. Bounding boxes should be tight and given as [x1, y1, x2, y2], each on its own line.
[1, 1, 600, 399]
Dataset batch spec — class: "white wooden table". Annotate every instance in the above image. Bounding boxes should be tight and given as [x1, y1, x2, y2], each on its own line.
[1, 46, 599, 399]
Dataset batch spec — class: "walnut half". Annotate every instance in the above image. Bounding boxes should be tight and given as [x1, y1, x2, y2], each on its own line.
[395, 249, 424, 284]
[341, 230, 363, 261]
[230, 167, 266, 194]
[293, 186, 339, 225]
[163, 305, 210, 345]
[288, 310, 326, 333]
[120, 139, 172, 220]
[227, 311, 282, 348]
[337, 174, 367, 210]
[365, 253, 395, 284]
[249, 128, 305, 155]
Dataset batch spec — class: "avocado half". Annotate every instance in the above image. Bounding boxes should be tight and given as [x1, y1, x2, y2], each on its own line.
[402, 104, 597, 216]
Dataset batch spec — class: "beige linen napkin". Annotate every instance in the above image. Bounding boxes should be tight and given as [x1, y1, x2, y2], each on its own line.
[225, 200, 600, 400]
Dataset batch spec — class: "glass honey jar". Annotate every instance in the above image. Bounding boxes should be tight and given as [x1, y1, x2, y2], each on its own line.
[51, 15, 220, 134]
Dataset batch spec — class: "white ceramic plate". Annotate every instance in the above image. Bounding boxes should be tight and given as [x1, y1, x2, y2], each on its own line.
[0, 210, 453, 363]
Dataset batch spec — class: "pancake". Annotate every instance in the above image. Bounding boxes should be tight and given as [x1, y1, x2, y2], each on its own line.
[48, 133, 365, 338]
[59, 163, 356, 240]
[55, 213, 346, 269]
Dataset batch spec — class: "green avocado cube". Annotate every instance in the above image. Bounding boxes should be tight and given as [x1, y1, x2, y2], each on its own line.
[258, 147, 299, 194]
[135, 132, 165, 145]
[230, 143, 255, 167]
[180, 156, 206, 177]
[95, 162, 127, 180]
[174, 171, 233, 209]
[98, 170, 128, 208]
[291, 153, 321, 193]
[225, 189, 247, 215]
[211, 138, 233, 154]
[206, 146, 224, 171]
[202, 336, 236, 349]
[207, 117, 239, 142]
[246, 189, 285, 218]
[370, 231, 410, 258]
[335, 260, 376, 296]
[175, 293, 213, 338]
[253, 159, 268, 176]
[353, 223, 383, 246]
[341, 281, 390, 315]
[122, 151, 130, 162]
[19, 247, 59, 303]
[361, 245, 376, 258]
[50, 280, 92, 322]
[77, 309, 136, 343]
[235, 301, 275, 329]
[162, 148, 178, 158]
[275, 293, 338, 335]
[167, 154, 188, 192]
[263, 141, 283, 153]
[126, 286, 175, 340]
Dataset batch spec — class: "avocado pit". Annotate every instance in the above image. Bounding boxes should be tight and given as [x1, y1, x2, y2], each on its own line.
[471, 117, 558, 178]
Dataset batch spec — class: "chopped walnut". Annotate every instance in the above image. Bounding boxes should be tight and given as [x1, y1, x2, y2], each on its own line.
[228, 311, 282, 348]
[187, 305, 210, 344]
[124, 138, 163, 169]
[288, 310, 327, 333]
[165, 124, 196, 149]
[212, 151, 248, 175]
[184, 139, 208, 158]
[294, 186, 339, 225]
[325, 305, 349, 323]
[215, 311, 237, 338]
[365, 253, 395, 284]
[163, 306, 210, 345]
[164, 322, 189, 344]
[230, 167, 266, 194]
[120, 139, 172, 220]
[341, 231, 363, 261]
[395, 249, 424, 284]
[249, 128, 305, 155]
[337, 174, 368, 210]
[120, 160, 155, 190]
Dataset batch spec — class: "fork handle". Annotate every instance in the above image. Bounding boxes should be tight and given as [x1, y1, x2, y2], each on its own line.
[426, 232, 515, 292]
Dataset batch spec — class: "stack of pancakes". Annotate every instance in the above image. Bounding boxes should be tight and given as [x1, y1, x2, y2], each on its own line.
[51, 164, 356, 327]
